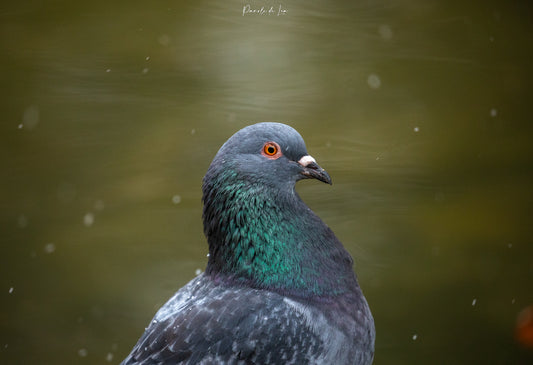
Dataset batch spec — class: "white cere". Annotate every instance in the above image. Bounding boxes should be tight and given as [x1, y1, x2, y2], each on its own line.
[298, 155, 316, 167]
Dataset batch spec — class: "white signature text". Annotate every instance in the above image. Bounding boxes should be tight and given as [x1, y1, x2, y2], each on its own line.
[243, 4, 287, 16]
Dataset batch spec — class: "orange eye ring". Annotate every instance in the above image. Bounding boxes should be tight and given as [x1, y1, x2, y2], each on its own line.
[261, 141, 282, 159]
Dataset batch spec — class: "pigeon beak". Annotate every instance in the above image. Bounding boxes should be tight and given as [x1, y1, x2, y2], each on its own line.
[298, 155, 332, 185]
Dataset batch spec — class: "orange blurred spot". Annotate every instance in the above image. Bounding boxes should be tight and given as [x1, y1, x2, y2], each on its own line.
[516, 305, 533, 348]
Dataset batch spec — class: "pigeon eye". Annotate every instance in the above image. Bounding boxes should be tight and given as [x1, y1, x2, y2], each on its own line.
[265, 144, 276, 155]
[261, 142, 282, 159]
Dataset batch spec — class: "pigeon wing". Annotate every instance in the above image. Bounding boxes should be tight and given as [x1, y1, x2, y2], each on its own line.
[122, 275, 324, 365]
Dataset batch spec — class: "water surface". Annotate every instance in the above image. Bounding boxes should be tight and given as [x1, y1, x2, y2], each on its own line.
[1, 1, 532, 364]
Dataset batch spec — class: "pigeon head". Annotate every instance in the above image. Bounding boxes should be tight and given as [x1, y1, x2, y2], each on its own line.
[202, 122, 355, 297]
[206, 122, 331, 190]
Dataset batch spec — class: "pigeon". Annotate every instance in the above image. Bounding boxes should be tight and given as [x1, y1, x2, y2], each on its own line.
[121, 122, 375, 365]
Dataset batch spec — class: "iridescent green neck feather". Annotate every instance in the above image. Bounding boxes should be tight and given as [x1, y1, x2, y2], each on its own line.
[202, 166, 357, 298]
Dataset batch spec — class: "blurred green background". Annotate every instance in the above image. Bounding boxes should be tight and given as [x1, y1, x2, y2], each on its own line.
[2, 0, 533, 364]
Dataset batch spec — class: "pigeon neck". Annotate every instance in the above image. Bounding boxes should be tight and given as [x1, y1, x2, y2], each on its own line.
[202, 175, 357, 298]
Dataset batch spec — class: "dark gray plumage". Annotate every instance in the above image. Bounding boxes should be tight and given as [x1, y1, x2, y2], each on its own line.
[121, 122, 375, 365]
